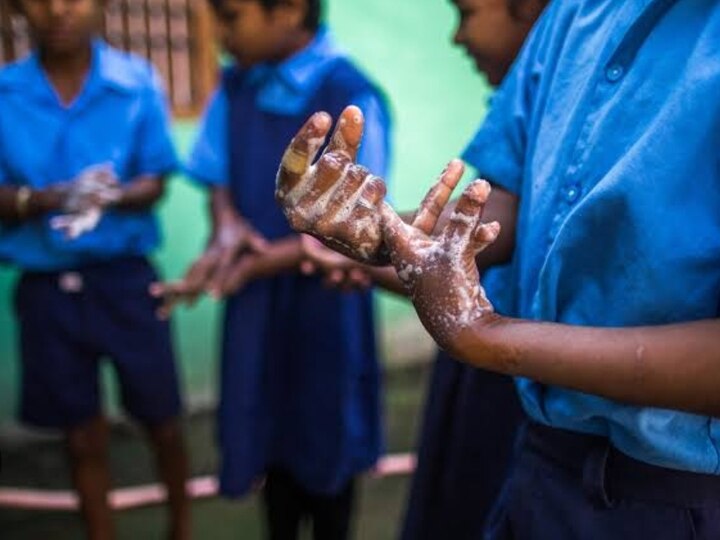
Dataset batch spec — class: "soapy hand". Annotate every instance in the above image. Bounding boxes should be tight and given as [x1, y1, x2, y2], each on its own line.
[150, 216, 269, 318]
[51, 163, 122, 239]
[275, 105, 390, 265]
[381, 160, 500, 349]
[276, 107, 500, 347]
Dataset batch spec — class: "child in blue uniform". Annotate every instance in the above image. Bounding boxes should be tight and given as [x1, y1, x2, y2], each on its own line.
[0, 0, 189, 538]
[276, 0, 720, 537]
[161, 0, 390, 538]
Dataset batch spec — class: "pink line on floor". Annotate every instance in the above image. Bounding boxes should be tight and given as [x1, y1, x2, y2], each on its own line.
[0, 453, 416, 511]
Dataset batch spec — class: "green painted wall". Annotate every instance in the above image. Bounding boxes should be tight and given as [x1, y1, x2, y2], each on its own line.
[0, 0, 491, 424]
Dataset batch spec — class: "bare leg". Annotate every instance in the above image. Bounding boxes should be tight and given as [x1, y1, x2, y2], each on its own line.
[147, 418, 190, 540]
[66, 415, 115, 540]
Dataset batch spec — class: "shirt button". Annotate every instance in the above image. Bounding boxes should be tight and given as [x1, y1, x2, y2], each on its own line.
[606, 64, 624, 82]
[564, 184, 581, 204]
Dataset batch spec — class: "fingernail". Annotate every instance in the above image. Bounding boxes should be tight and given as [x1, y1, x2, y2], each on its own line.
[312, 113, 331, 130]
[475, 180, 492, 199]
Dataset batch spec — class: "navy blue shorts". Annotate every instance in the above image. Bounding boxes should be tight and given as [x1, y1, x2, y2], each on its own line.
[14, 257, 182, 429]
[485, 422, 720, 540]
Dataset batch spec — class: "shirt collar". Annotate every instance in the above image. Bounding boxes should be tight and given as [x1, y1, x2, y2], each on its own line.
[274, 26, 344, 94]
[0, 39, 142, 104]
[92, 39, 146, 93]
[243, 26, 346, 114]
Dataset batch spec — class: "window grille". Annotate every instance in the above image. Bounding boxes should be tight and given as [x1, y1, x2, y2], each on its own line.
[0, 0, 218, 117]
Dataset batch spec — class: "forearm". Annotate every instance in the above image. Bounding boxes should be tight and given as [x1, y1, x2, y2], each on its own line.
[449, 316, 720, 417]
[0, 185, 63, 223]
[113, 175, 166, 211]
[209, 186, 240, 238]
[244, 236, 303, 279]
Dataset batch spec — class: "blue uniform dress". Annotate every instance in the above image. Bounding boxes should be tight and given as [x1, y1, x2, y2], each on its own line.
[186, 28, 390, 499]
[0, 40, 181, 428]
[401, 265, 524, 540]
[461, 0, 720, 537]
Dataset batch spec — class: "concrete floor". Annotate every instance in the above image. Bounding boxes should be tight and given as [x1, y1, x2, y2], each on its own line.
[0, 364, 430, 539]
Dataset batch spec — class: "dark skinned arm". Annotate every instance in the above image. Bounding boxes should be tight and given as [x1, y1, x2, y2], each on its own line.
[0, 185, 64, 223]
[216, 236, 304, 295]
[450, 317, 720, 417]
[0, 173, 168, 225]
[111, 174, 167, 211]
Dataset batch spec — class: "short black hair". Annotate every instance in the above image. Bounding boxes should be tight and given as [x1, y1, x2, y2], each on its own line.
[209, 0, 322, 32]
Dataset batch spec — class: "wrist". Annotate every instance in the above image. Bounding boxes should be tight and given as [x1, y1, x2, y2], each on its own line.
[443, 312, 510, 369]
[105, 185, 126, 209]
[29, 187, 65, 216]
[213, 204, 245, 230]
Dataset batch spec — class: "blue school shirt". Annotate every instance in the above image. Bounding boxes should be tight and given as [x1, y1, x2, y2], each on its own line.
[185, 27, 390, 496]
[0, 40, 178, 271]
[462, 0, 720, 474]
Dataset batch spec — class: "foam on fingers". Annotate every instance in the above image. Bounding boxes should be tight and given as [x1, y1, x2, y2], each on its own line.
[445, 180, 491, 241]
[412, 159, 464, 235]
[276, 111, 332, 198]
[326, 105, 365, 161]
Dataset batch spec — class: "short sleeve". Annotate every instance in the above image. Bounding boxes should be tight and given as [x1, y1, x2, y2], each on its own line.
[0, 99, 13, 185]
[133, 67, 179, 176]
[461, 3, 555, 195]
[354, 91, 392, 182]
[184, 88, 229, 187]
[0, 142, 7, 185]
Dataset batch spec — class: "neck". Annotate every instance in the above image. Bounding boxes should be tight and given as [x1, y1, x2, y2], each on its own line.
[276, 29, 314, 63]
[39, 41, 93, 105]
[39, 42, 93, 78]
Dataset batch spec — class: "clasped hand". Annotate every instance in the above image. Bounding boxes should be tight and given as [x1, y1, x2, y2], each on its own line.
[50, 163, 122, 239]
[150, 214, 269, 319]
[276, 106, 500, 348]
